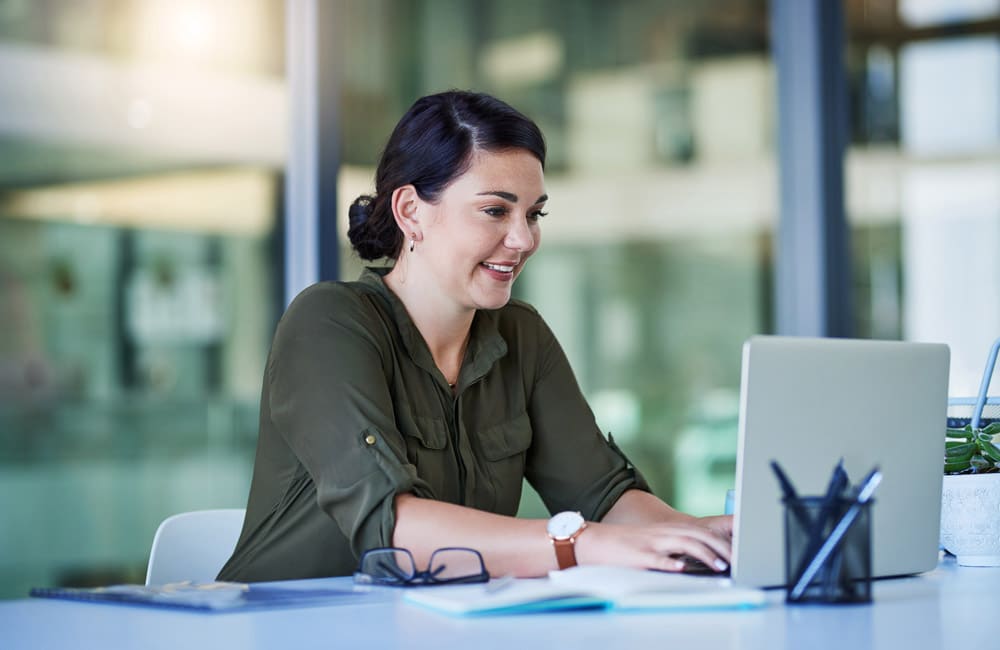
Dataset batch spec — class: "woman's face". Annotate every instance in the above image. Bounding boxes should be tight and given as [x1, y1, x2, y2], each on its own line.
[414, 148, 547, 312]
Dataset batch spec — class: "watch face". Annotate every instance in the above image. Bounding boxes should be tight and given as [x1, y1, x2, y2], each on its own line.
[547, 511, 584, 540]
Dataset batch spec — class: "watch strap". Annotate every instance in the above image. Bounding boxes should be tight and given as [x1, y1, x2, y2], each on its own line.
[552, 538, 578, 570]
[549, 517, 587, 570]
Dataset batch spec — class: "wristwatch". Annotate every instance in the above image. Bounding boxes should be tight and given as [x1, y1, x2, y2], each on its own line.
[547, 511, 587, 570]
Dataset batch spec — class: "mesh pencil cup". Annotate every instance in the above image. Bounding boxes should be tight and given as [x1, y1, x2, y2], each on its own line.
[783, 495, 873, 604]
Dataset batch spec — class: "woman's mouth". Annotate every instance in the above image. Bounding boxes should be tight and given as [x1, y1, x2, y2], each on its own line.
[480, 261, 517, 280]
[481, 262, 515, 273]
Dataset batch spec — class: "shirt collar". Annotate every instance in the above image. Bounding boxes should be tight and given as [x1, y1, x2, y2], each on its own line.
[358, 268, 508, 387]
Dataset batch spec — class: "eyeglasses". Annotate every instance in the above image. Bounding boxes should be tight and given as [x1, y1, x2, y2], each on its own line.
[353, 547, 490, 587]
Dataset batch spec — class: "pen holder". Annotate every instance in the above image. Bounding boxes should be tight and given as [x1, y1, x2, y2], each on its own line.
[783, 496, 873, 604]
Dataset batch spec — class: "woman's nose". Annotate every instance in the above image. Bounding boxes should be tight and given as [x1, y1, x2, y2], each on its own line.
[504, 216, 535, 250]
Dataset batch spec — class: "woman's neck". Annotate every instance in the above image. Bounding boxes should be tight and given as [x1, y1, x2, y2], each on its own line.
[384, 266, 473, 386]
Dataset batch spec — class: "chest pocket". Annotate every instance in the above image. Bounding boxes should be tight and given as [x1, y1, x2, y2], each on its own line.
[405, 416, 448, 455]
[475, 412, 533, 514]
[478, 412, 532, 459]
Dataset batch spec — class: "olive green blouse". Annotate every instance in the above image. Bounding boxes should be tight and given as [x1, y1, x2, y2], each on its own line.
[217, 268, 648, 583]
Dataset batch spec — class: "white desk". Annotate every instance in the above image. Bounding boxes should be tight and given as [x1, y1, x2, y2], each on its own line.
[2, 556, 997, 650]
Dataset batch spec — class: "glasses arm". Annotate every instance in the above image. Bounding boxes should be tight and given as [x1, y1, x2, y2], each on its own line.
[371, 559, 411, 583]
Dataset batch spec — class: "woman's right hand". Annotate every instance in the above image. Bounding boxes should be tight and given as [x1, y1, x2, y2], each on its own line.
[574, 519, 732, 573]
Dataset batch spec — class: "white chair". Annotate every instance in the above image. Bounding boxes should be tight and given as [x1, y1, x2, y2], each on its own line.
[145, 509, 246, 586]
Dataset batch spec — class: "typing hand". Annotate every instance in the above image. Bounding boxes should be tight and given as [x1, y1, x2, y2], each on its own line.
[696, 514, 733, 540]
[576, 520, 732, 574]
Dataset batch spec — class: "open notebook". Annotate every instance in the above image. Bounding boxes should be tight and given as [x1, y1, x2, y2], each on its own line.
[403, 565, 767, 616]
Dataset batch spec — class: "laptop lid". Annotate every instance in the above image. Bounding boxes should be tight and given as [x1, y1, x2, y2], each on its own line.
[730, 336, 950, 588]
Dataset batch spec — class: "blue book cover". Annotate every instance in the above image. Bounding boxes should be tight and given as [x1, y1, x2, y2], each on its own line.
[30, 581, 378, 613]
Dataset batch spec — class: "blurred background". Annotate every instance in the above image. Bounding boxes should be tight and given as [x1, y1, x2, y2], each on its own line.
[0, 0, 997, 598]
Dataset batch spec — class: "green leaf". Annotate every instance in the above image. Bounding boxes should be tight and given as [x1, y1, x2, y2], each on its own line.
[945, 459, 971, 473]
[946, 428, 974, 440]
[981, 422, 1000, 436]
[980, 441, 1000, 463]
[945, 442, 976, 459]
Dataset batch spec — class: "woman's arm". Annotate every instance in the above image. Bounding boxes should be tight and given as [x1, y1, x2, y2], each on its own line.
[392, 492, 732, 577]
[392, 495, 554, 576]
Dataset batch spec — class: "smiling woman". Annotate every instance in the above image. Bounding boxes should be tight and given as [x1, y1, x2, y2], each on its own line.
[218, 90, 733, 584]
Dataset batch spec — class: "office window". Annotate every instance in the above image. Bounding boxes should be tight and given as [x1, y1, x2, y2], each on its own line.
[0, 0, 284, 598]
[845, 0, 1000, 395]
[335, 0, 775, 516]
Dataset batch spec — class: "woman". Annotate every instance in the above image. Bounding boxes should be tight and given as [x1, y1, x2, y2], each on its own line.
[218, 90, 731, 583]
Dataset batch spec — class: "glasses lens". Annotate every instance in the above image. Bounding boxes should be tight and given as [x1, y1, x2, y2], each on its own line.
[359, 548, 416, 584]
[428, 548, 487, 582]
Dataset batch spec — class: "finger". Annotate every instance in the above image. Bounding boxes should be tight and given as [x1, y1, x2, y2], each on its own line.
[645, 553, 687, 573]
[657, 524, 733, 562]
[652, 536, 729, 573]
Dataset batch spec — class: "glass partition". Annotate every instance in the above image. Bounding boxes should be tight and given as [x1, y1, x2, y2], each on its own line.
[844, 0, 1000, 395]
[0, 0, 284, 598]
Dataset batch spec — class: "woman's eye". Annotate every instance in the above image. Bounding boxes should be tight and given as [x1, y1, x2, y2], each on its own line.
[483, 207, 508, 217]
[529, 210, 549, 221]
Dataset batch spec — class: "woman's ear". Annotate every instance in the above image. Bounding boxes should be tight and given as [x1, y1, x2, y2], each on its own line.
[391, 185, 422, 243]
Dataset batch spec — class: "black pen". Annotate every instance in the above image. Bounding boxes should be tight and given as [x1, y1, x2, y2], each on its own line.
[801, 459, 849, 581]
[770, 460, 812, 529]
[813, 460, 848, 535]
[770, 460, 798, 500]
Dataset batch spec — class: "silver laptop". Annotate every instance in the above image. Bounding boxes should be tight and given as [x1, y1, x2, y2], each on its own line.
[730, 336, 950, 588]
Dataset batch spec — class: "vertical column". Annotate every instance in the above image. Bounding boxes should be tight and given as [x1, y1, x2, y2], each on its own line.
[316, 0, 342, 284]
[285, 0, 340, 308]
[770, 0, 853, 337]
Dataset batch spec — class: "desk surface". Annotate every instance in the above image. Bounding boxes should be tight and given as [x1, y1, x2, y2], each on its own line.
[2, 556, 997, 650]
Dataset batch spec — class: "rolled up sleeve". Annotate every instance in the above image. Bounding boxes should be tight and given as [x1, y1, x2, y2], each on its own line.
[266, 285, 422, 557]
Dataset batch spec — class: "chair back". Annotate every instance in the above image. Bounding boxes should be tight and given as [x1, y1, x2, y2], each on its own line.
[145, 509, 245, 586]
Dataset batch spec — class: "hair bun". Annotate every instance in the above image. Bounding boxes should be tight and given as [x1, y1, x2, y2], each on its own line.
[348, 194, 375, 229]
[348, 194, 395, 260]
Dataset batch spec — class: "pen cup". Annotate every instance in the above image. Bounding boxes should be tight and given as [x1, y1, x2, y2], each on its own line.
[783, 496, 873, 604]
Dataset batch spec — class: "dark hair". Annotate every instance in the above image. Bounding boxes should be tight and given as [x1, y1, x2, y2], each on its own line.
[347, 90, 547, 261]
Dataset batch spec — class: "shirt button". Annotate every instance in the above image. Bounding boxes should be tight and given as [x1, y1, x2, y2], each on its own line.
[364, 434, 376, 446]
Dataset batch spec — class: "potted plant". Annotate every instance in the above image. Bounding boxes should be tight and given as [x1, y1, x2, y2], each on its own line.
[940, 338, 1000, 567]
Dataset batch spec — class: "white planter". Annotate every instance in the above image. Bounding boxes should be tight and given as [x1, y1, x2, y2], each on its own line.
[940, 473, 1000, 566]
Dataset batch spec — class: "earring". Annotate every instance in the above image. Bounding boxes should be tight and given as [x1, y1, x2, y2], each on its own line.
[409, 239, 415, 253]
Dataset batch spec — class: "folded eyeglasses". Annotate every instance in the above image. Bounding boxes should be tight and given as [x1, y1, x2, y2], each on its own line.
[353, 547, 490, 587]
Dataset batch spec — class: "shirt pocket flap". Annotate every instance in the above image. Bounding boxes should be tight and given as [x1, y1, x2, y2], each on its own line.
[409, 416, 449, 450]
[478, 412, 533, 461]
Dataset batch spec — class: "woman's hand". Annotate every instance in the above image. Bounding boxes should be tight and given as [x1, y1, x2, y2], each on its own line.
[592, 489, 733, 572]
[574, 518, 732, 573]
[696, 514, 734, 541]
